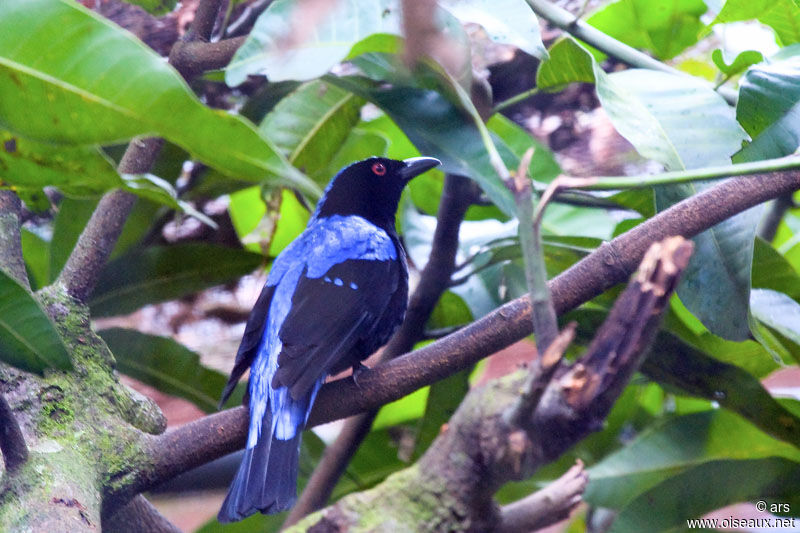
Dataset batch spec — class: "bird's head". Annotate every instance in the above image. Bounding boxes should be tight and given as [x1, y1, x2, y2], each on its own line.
[313, 156, 441, 230]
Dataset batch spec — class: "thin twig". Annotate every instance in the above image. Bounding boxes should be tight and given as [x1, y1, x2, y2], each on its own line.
[497, 460, 587, 533]
[0, 394, 28, 474]
[511, 148, 559, 352]
[758, 193, 795, 242]
[185, 0, 225, 42]
[0, 191, 29, 289]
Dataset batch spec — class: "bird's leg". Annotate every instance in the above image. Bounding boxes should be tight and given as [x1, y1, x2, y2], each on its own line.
[351, 362, 370, 388]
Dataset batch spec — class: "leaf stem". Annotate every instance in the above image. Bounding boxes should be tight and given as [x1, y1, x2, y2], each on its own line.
[525, 0, 738, 105]
[563, 155, 800, 191]
[493, 87, 540, 115]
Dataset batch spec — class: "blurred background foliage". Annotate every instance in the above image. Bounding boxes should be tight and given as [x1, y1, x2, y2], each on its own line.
[2, 0, 800, 530]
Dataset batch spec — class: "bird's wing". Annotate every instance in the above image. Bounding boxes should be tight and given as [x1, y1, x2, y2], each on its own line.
[273, 257, 401, 400]
[219, 282, 275, 407]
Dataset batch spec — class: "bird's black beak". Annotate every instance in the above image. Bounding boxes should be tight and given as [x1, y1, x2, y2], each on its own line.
[400, 157, 441, 182]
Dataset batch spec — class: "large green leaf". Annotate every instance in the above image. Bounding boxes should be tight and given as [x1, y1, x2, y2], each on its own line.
[711, 0, 800, 46]
[0, 129, 123, 196]
[585, 410, 800, 509]
[89, 244, 263, 317]
[260, 80, 365, 185]
[587, 0, 707, 60]
[0, 0, 316, 196]
[20, 229, 48, 291]
[122, 0, 176, 15]
[594, 66, 755, 340]
[439, 0, 546, 59]
[642, 333, 800, 448]
[610, 458, 800, 532]
[752, 237, 800, 300]
[536, 38, 596, 92]
[330, 54, 515, 215]
[750, 289, 800, 359]
[0, 269, 71, 373]
[225, 0, 467, 85]
[735, 46, 800, 161]
[99, 328, 243, 412]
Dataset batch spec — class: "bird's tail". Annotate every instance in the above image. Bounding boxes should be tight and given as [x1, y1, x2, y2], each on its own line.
[217, 415, 302, 523]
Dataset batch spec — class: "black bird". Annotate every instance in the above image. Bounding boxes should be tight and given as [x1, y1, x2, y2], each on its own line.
[217, 156, 441, 522]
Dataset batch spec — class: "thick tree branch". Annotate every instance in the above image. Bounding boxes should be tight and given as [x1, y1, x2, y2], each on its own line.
[185, 0, 224, 42]
[169, 36, 246, 79]
[497, 461, 587, 533]
[284, 174, 479, 526]
[0, 190, 30, 289]
[122, 169, 800, 504]
[0, 394, 28, 474]
[104, 496, 181, 533]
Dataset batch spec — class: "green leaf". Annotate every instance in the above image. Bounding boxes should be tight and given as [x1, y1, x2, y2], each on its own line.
[587, 0, 707, 60]
[373, 387, 430, 429]
[226, 0, 467, 85]
[330, 54, 515, 215]
[0, 129, 123, 196]
[487, 114, 561, 183]
[752, 237, 800, 300]
[229, 186, 271, 253]
[711, 0, 800, 46]
[439, 0, 547, 58]
[641, 333, 800, 449]
[735, 46, 800, 161]
[594, 66, 755, 340]
[260, 80, 365, 185]
[585, 410, 800, 510]
[268, 189, 311, 257]
[49, 197, 161, 283]
[20, 229, 49, 290]
[536, 38, 596, 92]
[122, 0, 176, 15]
[99, 328, 243, 412]
[323, 128, 390, 179]
[413, 368, 471, 459]
[750, 289, 800, 355]
[0, 269, 71, 373]
[89, 244, 263, 317]
[610, 458, 800, 532]
[711, 48, 764, 76]
[0, 0, 316, 196]
[49, 198, 98, 283]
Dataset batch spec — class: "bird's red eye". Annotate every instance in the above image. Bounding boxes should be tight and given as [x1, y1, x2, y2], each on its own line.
[371, 162, 387, 176]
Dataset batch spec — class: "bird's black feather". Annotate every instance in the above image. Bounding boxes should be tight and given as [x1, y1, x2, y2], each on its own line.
[218, 283, 275, 408]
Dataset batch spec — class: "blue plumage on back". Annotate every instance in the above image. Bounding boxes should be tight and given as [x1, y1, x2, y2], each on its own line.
[218, 156, 440, 522]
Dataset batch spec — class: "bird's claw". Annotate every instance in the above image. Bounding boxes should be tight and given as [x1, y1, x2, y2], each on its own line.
[352, 362, 369, 388]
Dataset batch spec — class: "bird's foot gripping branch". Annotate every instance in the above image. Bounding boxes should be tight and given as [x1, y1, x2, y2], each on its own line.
[286, 236, 693, 532]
